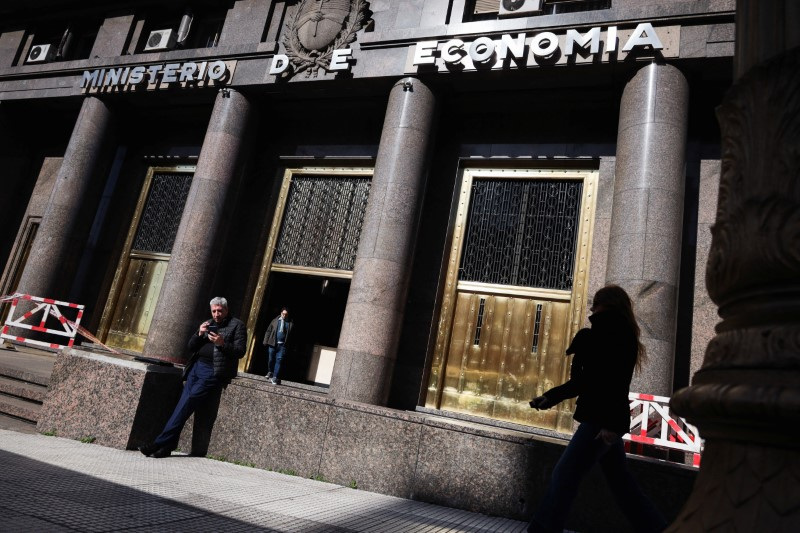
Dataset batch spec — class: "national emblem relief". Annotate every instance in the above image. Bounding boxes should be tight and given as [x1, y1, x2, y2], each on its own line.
[283, 0, 371, 77]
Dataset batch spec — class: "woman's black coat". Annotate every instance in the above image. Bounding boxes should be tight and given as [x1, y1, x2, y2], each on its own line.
[542, 309, 637, 436]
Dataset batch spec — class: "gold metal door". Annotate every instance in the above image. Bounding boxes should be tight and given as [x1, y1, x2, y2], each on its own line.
[98, 166, 194, 352]
[426, 168, 597, 432]
[242, 167, 373, 371]
[0, 218, 39, 324]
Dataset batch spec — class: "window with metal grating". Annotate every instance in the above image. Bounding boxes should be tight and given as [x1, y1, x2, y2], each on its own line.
[273, 175, 371, 271]
[132, 172, 193, 254]
[459, 178, 583, 290]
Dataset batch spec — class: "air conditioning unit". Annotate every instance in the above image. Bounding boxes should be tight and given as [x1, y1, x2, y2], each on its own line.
[143, 29, 177, 51]
[499, 0, 544, 17]
[26, 43, 55, 63]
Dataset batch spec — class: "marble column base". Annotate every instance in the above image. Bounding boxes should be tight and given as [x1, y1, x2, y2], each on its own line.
[667, 439, 800, 531]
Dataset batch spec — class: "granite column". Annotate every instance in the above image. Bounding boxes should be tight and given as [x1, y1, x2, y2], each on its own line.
[607, 63, 689, 396]
[142, 88, 252, 361]
[15, 96, 113, 300]
[330, 78, 436, 405]
[669, 2, 800, 529]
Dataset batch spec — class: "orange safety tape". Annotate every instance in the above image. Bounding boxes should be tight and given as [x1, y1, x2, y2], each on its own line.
[51, 308, 185, 365]
[56, 314, 122, 356]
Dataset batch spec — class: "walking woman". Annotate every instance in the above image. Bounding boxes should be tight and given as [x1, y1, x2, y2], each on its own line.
[528, 285, 667, 533]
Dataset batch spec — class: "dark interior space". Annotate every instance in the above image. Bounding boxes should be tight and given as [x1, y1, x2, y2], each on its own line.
[0, 100, 75, 272]
[249, 271, 350, 386]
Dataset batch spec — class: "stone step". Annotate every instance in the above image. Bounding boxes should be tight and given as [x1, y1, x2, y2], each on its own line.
[0, 345, 55, 387]
[0, 364, 49, 387]
[0, 412, 37, 433]
[0, 392, 41, 423]
[0, 375, 47, 402]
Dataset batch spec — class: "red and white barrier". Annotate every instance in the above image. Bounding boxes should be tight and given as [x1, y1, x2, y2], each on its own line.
[624, 392, 703, 467]
[1, 293, 83, 350]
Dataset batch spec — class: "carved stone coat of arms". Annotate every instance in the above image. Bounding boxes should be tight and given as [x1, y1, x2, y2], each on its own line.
[283, 0, 370, 77]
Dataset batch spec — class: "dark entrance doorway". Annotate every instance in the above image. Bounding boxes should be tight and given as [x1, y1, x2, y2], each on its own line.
[250, 271, 350, 386]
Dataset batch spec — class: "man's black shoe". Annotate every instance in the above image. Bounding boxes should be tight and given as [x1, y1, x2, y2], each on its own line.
[151, 447, 173, 458]
[189, 450, 207, 457]
[138, 443, 159, 456]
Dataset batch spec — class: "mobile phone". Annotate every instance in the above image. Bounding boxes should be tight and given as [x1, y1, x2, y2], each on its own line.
[207, 324, 219, 334]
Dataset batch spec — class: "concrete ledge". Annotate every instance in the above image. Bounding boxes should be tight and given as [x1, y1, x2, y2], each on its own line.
[42, 350, 696, 530]
[38, 349, 182, 449]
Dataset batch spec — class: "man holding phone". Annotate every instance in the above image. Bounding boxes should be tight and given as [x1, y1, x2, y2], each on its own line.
[139, 296, 246, 458]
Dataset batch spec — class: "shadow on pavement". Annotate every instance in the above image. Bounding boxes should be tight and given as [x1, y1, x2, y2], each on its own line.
[0, 449, 338, 532]
[0, 448, 528, 532]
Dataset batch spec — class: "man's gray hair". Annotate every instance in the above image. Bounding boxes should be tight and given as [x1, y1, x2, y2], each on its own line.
[210, 297, 228, 309]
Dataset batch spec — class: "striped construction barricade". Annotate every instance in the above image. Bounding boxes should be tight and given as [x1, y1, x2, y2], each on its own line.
[624, 391, 703, 467]
[1, 293, 83, 350]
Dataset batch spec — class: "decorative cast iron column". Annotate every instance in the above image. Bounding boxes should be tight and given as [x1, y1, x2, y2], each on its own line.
[330, 77, 436, 405]
[669, 1, 800, 529]
[16, 96, 113, 300]
[142, 88, 252, 361]
[607, 62, 689, 396]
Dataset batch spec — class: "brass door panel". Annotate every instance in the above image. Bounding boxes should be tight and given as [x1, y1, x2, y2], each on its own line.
[425, 168, 597, 433]
[105, 255, 168, 352]
[439, 292, 574, 432]
[0, 218, 39, 324]
[98, 166, 194, 352]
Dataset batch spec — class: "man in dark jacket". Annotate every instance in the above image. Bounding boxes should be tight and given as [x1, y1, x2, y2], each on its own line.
[139, 296, 246, 458]
[262, 307, 292, 385]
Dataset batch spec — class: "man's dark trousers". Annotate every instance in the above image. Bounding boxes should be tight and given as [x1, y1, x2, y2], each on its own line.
[268, 344, 286, 380]
[154, 360, 221, 451]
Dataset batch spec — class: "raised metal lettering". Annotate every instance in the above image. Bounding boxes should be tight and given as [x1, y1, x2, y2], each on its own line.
[498, 33, 526, 62]
[146, 65, 161, 83]
[622, 22, 663, 52]
[207, 61, 227, 81]
[565, 27, 601, 55]
[270, 55, 290, 74]
[607, 26, 618, 53]
[469, 37, 495, 64]
[162, 63, 180, 83]
[442, 39, 466, 64]
[329, 49, 352, 71]
[81, 70, 99, 88]
[413, 41, 438, 66]
[179, 62, 198, 82]
[128, 66, 146, 85]
[531, 32, 559, 58]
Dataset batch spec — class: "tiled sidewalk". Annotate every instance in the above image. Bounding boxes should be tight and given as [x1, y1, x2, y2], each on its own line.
[0, 429, 528, 532]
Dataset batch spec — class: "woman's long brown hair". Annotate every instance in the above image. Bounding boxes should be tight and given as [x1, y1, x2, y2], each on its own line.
[592, 284, 647, 371]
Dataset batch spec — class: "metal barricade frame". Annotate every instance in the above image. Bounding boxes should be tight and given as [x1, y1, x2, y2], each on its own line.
[624, 392, 703, 467]
[1, 293, 84, 350]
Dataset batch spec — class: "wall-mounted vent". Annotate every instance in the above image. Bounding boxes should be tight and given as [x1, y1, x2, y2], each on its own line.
[143, 29, 177, 51]
[27, 43, 55, 63]
[499, 0, 544, 16]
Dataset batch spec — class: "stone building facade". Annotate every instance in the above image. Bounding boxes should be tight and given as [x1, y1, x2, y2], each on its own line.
[0, 0, 744, 526]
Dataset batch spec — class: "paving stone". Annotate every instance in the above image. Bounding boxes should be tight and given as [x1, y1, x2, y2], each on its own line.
[0, 428, 527, 532]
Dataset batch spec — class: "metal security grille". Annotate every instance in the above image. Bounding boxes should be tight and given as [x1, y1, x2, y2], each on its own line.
[273, 175, 371, 271]
[459, 179, 583, 290]
[132, 172, 193, 254]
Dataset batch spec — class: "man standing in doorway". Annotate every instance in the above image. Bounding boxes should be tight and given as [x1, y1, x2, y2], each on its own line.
[263, 307, 293, 385]
[139, 297, 246, 458]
